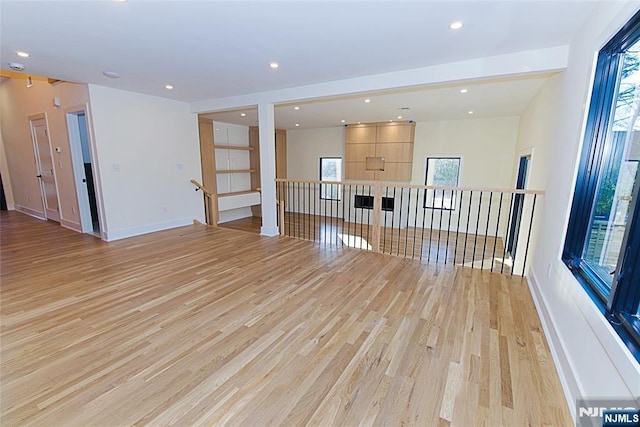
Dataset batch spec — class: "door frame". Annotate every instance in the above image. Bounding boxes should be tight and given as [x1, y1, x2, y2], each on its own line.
[64, 104, 106, 239]
[28, 113, 60, 221]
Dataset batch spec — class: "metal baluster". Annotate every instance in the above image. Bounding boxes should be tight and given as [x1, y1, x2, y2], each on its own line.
[412, 187, 419, 259]
[420, 188, 427, 260]
[472, 192, 483, 270]
[404, 188, 410, 258]
[521, 194, 537, 277]
[383, 186, 389, 254]
[482, 192, 493, 270]
[463, 191, 473, 268]
[491, 193, 504, 272]
[390, 187, 396, 255]
[501, 192, 515, 274]
[445, 189, 454, 265]
[366, 185, 372, 251]
[436, 188, 444, 264]
[428, 189, 435, 262]
[454, 190, 463, 265]
[397, 187, 404, 256]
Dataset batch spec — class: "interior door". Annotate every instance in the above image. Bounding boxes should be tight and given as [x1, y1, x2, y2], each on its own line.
[31, 116, 60, 221]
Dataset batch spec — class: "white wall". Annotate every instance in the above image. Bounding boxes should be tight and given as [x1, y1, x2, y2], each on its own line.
[0, 75, 89, 229]
[88, 85, 204, 240]
[519, 2, 640, 419]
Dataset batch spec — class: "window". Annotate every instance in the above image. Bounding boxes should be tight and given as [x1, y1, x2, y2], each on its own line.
[319, 157, 342, 200]
[423, 157, 461, 209]
[563, 10, 640, 358]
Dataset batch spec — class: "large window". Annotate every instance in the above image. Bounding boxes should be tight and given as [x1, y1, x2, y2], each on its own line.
[563, 11, 640, 357]
[319, 157, 342, 200]
[424, 157, 461, 209]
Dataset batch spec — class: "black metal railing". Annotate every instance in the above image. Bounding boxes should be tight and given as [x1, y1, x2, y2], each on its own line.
[275, 179, 543, 276]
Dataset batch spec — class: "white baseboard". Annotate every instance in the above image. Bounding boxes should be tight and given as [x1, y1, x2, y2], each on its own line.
[15, 205, 46, 220]
[60, 218, 82, 233]
[260, 225, 279, 236]
[527, 270, 578, 422]
[103, 217, 195, 241]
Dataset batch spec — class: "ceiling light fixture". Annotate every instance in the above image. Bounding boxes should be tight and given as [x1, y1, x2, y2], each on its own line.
[460, 88, 468, 93]
[468, 110, 474, 115]
[364, 99, 371, 103]
[270, 62, 279, 69]
[16, 51, 30, 58]
[240, 113, 247, 117]
[293, 106, 300, 110]
[397, 116, 403, 119]
[449, 21, 464, 30]
[165, 84, 174, 90]
[103, 70, 121, 79]
[295, 123, 300, 127]
[341, 119, 346, 123]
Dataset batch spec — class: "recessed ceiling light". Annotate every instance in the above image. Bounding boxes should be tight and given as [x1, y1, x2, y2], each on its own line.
[16, 51, 30, 58]
[341, 119, 346, 123]
[468, 110, 474, 114]
[240, 113, 247, 117]
[165, 84, 174, 90]
[450, 21, 464, 30]
[364, 99, 371, 103]
[102, 70, 121, 79]
[357, 122, 361, 124]
[295, 123, 300, 127]
[460, 88, 468, 93]
[389, 119, 393, 122]
[397, 116, 403, 119]
[270, 62, 279, 69]
[293, 106, 300, 110]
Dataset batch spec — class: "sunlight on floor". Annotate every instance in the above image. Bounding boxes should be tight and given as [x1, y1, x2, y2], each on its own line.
[338, 233, 372, 250]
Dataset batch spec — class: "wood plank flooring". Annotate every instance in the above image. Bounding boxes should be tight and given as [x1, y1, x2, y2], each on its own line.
[221, 214, 514, 274]
[1, 211, 570, 426]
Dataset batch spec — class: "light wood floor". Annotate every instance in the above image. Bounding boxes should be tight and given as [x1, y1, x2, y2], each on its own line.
[1, 211, 570, 426]
[221, 214, 514, 274]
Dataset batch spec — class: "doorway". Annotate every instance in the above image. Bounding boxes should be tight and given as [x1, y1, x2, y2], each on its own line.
[66, 109, 101, 235]
[29, 114, 60, 221]
[507, 155, 531, 257]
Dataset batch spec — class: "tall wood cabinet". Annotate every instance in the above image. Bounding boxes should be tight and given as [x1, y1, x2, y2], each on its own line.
[345, 121, 415, 181]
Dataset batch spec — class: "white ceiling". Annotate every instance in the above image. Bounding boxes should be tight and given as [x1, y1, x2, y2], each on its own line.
[201, 73, 553, 128]
[1, 1, 603, 128]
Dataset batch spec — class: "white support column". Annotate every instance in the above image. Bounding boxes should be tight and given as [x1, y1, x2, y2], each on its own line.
[258, 102, 279, 236]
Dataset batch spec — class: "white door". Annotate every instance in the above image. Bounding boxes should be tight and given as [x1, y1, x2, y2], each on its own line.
[30, 117, 60, 221]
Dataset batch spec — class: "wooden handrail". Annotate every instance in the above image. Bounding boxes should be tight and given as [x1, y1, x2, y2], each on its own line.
[274, 178, 545, 195]
[190, 179, 213, 197]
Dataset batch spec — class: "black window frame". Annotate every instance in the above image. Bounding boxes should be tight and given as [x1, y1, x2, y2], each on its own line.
[423, 156, 461, 210]
[563, 9, 640, 361]
[319, 157, 342, 201]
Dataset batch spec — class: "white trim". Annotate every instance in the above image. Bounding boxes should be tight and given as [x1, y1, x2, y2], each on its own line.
[192, 46, 569, 114]
[527, 270, 578, 421]
[528, 265, 640, 422]
[60, 218, 82, 232]
[103, 217, 195, 241]
[15, 205, 46, 220]
[260, 225, 279, 237]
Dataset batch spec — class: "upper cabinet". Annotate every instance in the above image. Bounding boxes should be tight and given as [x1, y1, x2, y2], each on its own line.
[345, 122, 415, 182]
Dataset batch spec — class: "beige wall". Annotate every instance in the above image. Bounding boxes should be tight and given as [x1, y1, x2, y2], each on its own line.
[0, 75, 89, 230]
[412, 117, 520, 188]
[287, 126, 345, 180]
